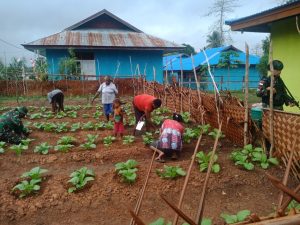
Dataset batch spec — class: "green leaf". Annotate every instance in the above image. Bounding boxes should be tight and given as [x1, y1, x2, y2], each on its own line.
[68, 187, 76, 193]
[244, 162, 254, 170]
[149, 218, 165, 225]
[176, 168, 186, 176]
[260, 162, 269, 169]
[268, 157, 279, 165]
[212, 164, 221, 173]
[201, 218, 212, 225]
[237, 210, 251, 222]
[220, 213, 237, 224]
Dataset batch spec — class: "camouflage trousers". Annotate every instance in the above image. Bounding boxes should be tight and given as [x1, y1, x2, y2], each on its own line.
[0, 131, 23, 144]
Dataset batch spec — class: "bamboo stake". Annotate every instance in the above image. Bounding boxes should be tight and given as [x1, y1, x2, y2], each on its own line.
[266, 173, 300, 202]
[268, 40, 275, 157]
[196, 122, 223, 224]
[173, 134, 203, 225]
[180, 55, 183, 113]
[129, 150, 156, 225]
[277, 139, 297, 209]
[244, 43, 250, 146]
[279, 184, 300, 213]
[191, 54, 202, 106]
[128, 210, 146, 225]
[160, 194, 197, 225]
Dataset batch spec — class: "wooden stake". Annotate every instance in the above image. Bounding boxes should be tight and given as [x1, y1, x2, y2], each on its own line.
[279, 184, 300, 213]
[244, 43, 250, 146]
[160, 194, 197, 225]
[129, 150, 156, 225]
[268, 40, 275, 157]
[196, 122, 223, 224]
[128, 210, 146, 225]
[173, 134, 203, 225]
[266, 173, 300, 203]
[277, 139, 297, 209]
[180, 55, 183, 113]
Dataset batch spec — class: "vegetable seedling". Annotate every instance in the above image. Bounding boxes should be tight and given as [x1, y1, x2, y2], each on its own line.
[67, 111, 77, 118]
[54, 144, 74, 153]
[142, 132, 154, 145]
[21, 138, 34, 146]
[103, 136, 116, 147]
[82, 121, 94, 130]
[12, 179, 41, 198]
[122, 135, 135, 145]
[55, 111, 67, 119]
[115, 159, 138, 183]
[208, 128, 225, 140]
[181, 112, 191, 123]
[21, 166, 48, 181]
[68, 167, 95, 193]
[57, 136, 77, 145]
[105, 121, 114, 130]
[0, 141, 6, 153]
[55, 122, 69, 133]
[70, 122, 81, 132]
[156, 165, 186, 179]
[220, 210, 251, 224]
[10, 144, 28, 156]
[34, 142, 52, 154]
[196, 151, 221, 173]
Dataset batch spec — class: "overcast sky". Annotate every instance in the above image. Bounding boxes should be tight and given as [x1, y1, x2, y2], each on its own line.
[0, 0, 279, 64]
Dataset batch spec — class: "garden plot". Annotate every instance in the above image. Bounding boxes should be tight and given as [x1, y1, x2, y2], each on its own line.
[0, 98, 298, 225]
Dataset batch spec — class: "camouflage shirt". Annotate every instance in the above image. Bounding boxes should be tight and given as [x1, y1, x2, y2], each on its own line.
[256, 76, 293, 107]
[0, 109, 27, 134]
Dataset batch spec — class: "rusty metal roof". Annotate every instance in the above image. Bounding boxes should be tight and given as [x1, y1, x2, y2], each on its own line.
[23, 30, 182, 50]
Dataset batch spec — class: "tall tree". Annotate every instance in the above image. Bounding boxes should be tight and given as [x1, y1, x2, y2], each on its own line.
[206, 31, 223, 48]
[206, 0, 239, 45]
[7, 57, 27, 80]
[256, 36, 270, 78]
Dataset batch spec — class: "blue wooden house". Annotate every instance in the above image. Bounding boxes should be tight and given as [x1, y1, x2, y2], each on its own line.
[23, 9, 182, 83]
[163, 46, 261, 90]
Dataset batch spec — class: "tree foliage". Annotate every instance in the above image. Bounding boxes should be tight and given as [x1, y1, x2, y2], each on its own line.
[34, 57, 48, 81]
[206, 31, 223, 48]
[58, 48, 80, 79]
[179, 43, 196, 55]
[7, 57, 27, 80]
[256, 36, 270, 78]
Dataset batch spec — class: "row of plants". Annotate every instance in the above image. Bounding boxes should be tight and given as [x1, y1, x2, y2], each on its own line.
[12, 166, 95, 198]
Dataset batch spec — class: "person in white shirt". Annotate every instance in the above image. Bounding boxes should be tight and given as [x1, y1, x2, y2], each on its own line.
[92, 76, 118, 121]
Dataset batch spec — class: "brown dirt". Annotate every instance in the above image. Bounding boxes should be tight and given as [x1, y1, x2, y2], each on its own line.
[0, 99, 297, 225]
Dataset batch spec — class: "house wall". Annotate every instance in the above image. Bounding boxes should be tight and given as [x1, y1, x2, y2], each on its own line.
[46, 49, 163, 83]
[272, 17, 300, 113]
[177, 65, 260, 91]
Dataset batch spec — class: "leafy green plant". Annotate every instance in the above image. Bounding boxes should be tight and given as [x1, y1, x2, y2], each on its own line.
[231, 144, 278, 170]
[34, 142, 52, 154]
[181, 112, 191, 123]
[123, 135, 135, 145]
[220, 210, 251, 224]
[287, 200, 300, 212]
[33, 122, 45, 130]
[183, 128, 200, 143]
[67, 111, 77, 118]
[55, 111, 67, 119]
[10, 144, 28, 156]
[55, 122, 69, 133]
[70, 122, 81, 132]
[57, 136, 77, 145]
[126, 116, 136, 126]
[54, 144, 74, 153]
[82, 121, 94, 130]
[142, 132, 154, 145]
[40, 106, 47, 112]
[198, 124, 211, 135]
[208, 128, 225, 140]
[156, 165, 186, 179]
[105, 121, 114, 130]
[21, 138, 34, 146]
[30, 113, 42, 119]
[80, 134, 98, 150]
[0, 141, 6, 153]
[196, 151, 221, 173]
[152, 115, 165, 125]
[12, 179, 41, 198]
[93, 111, 103, 119]
[103, 135, 116, 147]
[43, 122, 57, 132]
[94, 121, 106, 130]
[42, 111, 53, 119]
[115, 159, 138, 183]
[21, 167, 48, 181]
[68, 167, 95, 193]
[154, 107, 170, 115]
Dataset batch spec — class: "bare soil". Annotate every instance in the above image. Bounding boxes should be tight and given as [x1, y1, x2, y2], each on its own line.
[0, 99, 296, 225]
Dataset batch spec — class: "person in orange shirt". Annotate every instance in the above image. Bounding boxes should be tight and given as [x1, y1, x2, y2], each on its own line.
[113, 98, 124, 139]
[132, 94, 162, 132]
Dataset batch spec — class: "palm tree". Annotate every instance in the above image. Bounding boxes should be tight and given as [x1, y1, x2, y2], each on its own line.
[206, 31, 223, 48]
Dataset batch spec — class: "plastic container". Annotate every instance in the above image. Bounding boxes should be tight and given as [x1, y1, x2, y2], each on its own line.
[251, 107, 262, 121]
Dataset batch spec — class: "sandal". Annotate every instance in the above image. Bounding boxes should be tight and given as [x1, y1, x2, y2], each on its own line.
[155, 158, 166, 163]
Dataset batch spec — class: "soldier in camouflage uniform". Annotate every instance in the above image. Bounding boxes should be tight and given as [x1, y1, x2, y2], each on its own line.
[0, 106, 29, 144]
[257, 60, 295, 110]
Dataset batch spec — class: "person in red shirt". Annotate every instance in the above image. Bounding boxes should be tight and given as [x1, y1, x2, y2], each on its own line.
[133, 94, 162, 132]
[151, 113, 185, 162]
